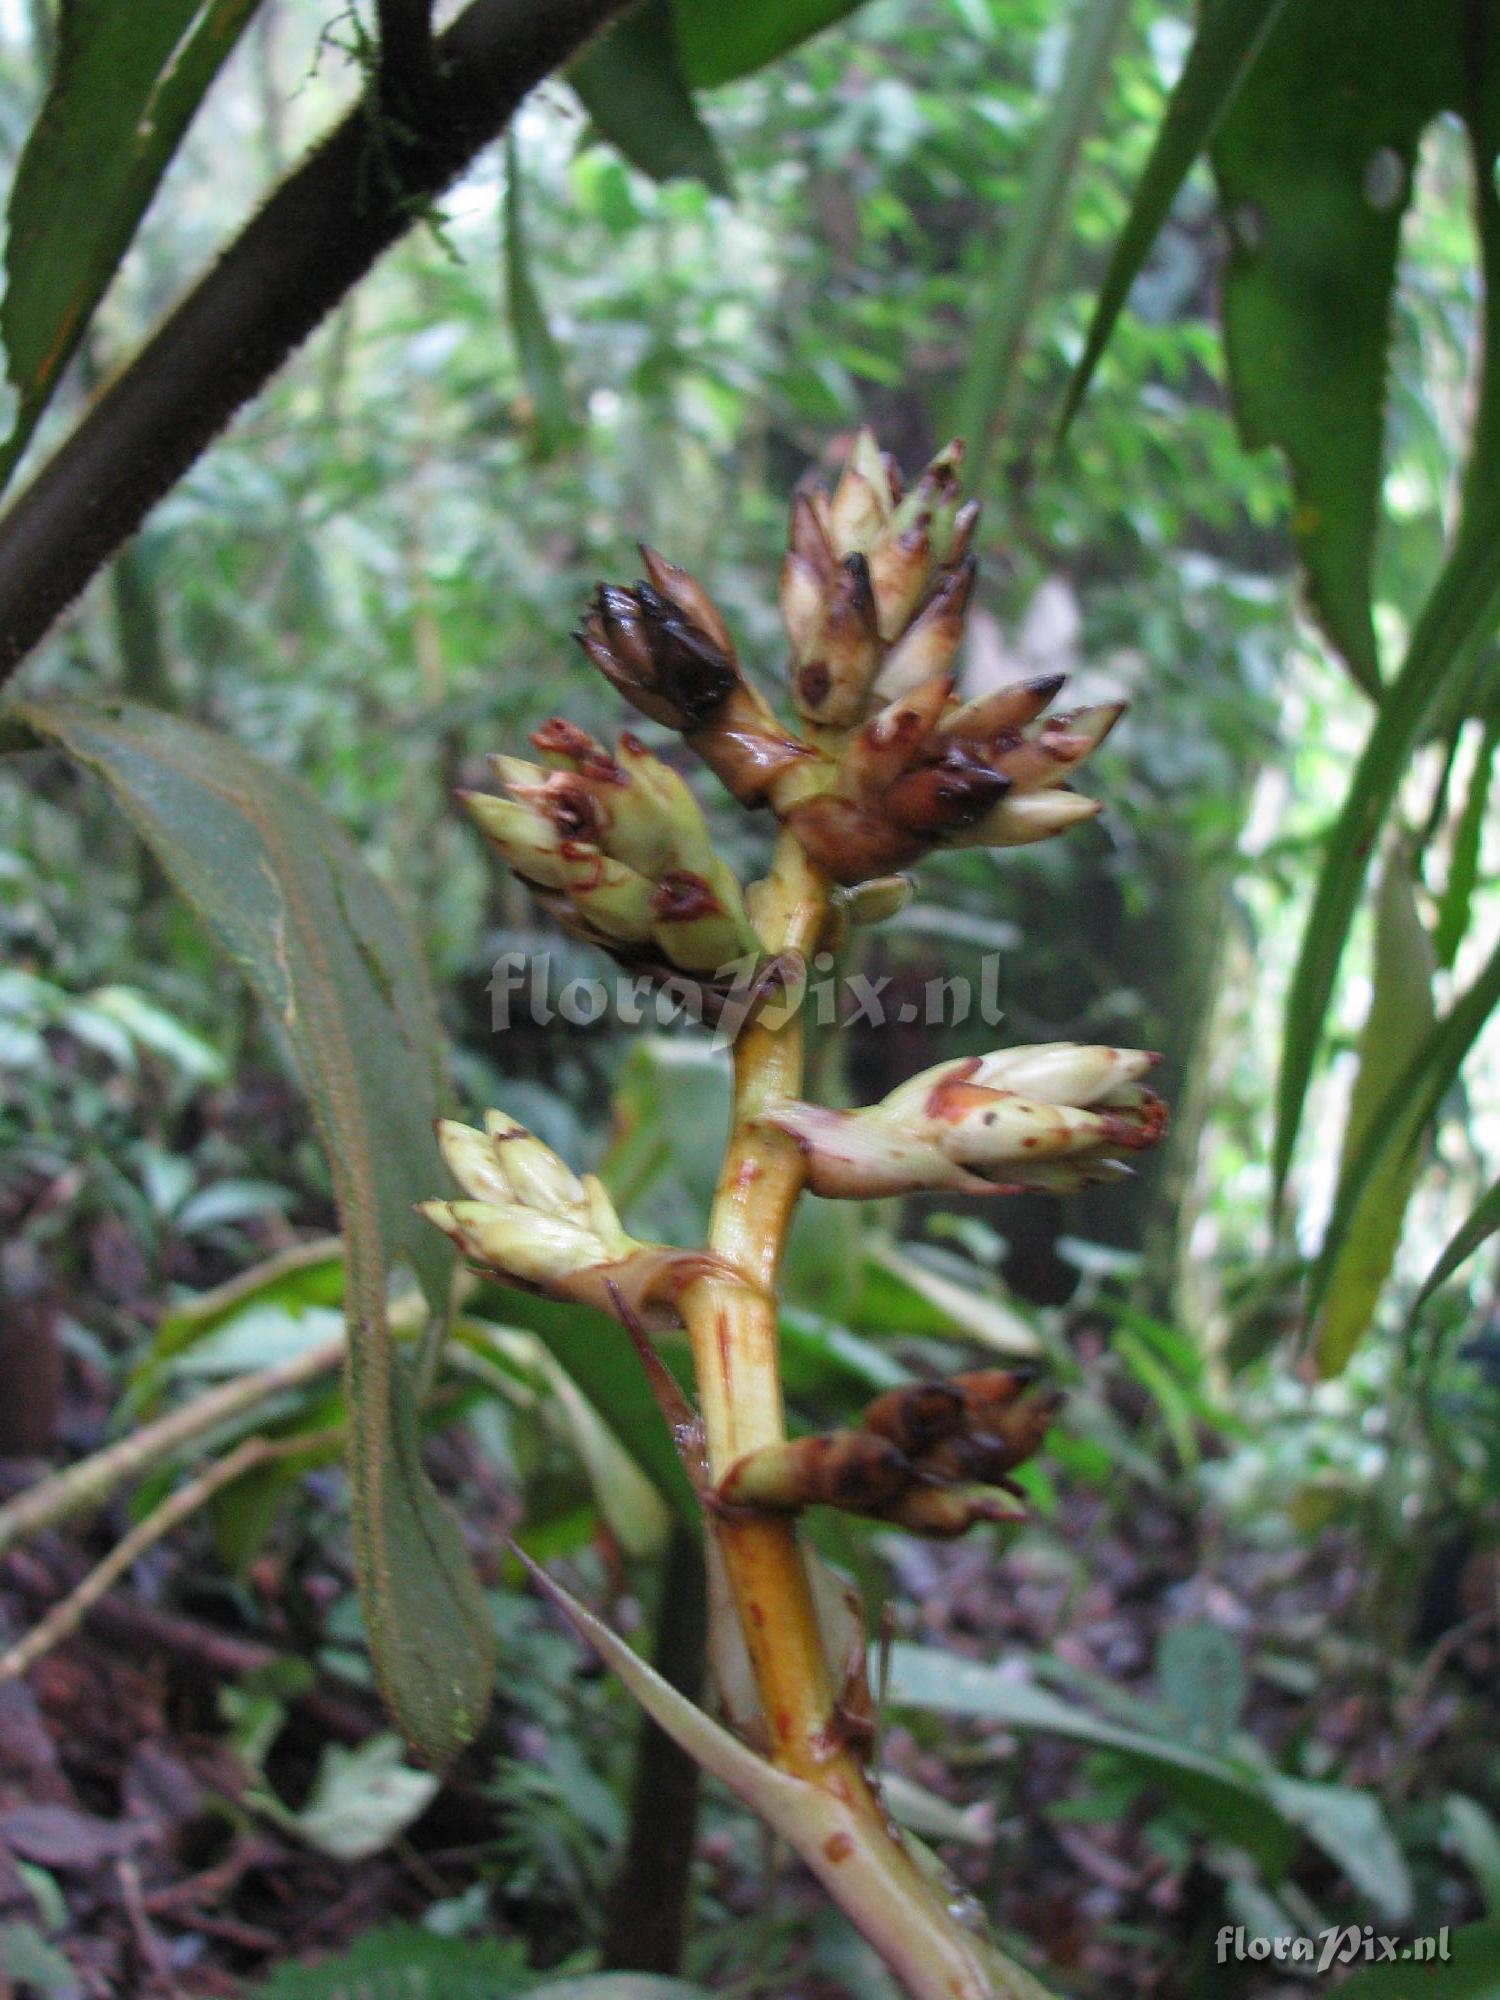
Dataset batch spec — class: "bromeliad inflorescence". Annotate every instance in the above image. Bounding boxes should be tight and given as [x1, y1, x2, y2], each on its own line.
[421, 432, 1169, 2000]
[425, 428, 1166, 1531]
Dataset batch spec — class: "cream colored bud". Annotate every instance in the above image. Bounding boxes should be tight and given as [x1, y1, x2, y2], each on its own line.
[951, 789, 1104, 849]
[481, 1108, 589, 1211]
[459, 792, 571, 889]
[969, 1044, 1160, 1106]
[418, 1198, 605, 1287]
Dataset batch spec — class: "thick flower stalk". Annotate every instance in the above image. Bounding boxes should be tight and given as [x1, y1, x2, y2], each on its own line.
[759, 1043, 1167, 1198]
[426, 431, 1169, 2000]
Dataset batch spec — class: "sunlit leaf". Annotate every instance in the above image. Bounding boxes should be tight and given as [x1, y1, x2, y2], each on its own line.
[252, 1733, 440, 1862]
[570, 0, 728, 194]
[12, 698, 491, 1765]
[951, 0, 1132, 477]
[1410, 1177, 1500, 1317]
[1309, 926, 1500, 1347]
[1447, 1795, 1500, 1917]
[503, 133, 578, 460]
[1310, 840, 1435, 1375]
[1273, 520, 1500, 1202]
[1059, 0, 1291, 436]
[0, 0, 261, 490]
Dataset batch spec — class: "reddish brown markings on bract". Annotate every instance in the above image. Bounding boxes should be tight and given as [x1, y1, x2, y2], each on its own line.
[923, 1076, 993, 1121]
[653, 870, 721, 920]
[748, 1601, 766, 1629]
[715, 1310, 733, 1383]
[732, 1158, 762, 1196]
[798, 661, 832, 709]
[823, 1832, 855, 1864]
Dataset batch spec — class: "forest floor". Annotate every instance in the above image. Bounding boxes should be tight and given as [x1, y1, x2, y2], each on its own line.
[0, 1322, 1493, 2000]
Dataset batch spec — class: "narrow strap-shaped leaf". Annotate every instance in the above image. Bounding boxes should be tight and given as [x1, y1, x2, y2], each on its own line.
[517, 1551, 1056, 2000]
[1436, 711, 1500, 968]
[502, 133, 578, 461]
[1057, 0, 1292, 438]
[1308, 841, 1435, 1375]
[0, 0, 262, 492]
[1410, 1177, 1500, 1316]
[13, 698, 493, 1764]
[949, 0, 1133, 482]
[1273, 517, 1500, 1201]
[570, 0, 729, 193]
[675, 0, 866, 88]
[1308, 928, 1500, 1337]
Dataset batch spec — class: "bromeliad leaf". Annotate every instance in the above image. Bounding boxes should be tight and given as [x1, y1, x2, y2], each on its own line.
[1309, 839, 1435, 1376]
[1059, 0, 1291, 437]
[1212, 0, 1500, 695]
[0, 0, 262, 491]
[1307, 924, 1500, 1343]
[950, 0, 1133, 480]
[517, 1552, 1055, 2000]
[1273, 497, 1500, 1203]
[12, 698, 492, 1765]
[570, 0, 728, 193]
[1410, 1177, 1500, 1318]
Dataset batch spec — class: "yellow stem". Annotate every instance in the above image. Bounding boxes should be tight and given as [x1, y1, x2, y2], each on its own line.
[681, 829, 1009, 2000]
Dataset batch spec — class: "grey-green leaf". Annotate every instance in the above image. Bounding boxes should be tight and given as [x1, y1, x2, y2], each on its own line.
[0, 0, 262, 491]
[13, 698, 492, 1765]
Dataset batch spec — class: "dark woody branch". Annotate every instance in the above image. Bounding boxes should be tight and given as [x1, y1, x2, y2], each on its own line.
[0, 0, 631, 685]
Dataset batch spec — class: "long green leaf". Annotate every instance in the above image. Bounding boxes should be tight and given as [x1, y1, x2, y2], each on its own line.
[1309, 929, 1500, 1338]
[13, 698, 492, 1765]
[1273, 518, 1500, 1201]
[570, 0, 728, 193]
[1310, 841, 1435, 1374]
[1411, 1178, 1500, 1316]
[950, 0, 1132, 481]
[0, 0, 261, 491]
[1058, 0, 1291, 437]
[676, 0, 866, 90]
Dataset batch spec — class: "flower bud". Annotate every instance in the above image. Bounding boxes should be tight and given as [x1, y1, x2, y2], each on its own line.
[578, 572, 812, 807]
[718, 1430, 911, 1513]
[422, 1112, 736, 1328]
[758, 1042, 1167, 1198]
[839, 874, 914, 927]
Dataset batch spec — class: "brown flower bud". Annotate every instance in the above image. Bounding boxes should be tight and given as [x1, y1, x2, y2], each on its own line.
[718, 1430, 911, 1513]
